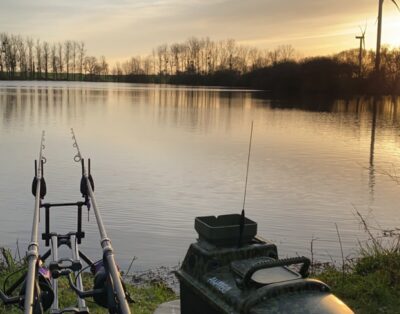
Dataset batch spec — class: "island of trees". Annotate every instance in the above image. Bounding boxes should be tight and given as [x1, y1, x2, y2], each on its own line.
[1, 33, 400, 95]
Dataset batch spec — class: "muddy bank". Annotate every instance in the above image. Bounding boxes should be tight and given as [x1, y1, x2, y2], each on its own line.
[127, 265, 180, 295]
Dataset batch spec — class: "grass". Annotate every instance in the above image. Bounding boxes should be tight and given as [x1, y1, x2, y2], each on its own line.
[57, 274, 176, 314]
[3, 245, 400, 314]
[0, 249, 176, 314]
[314, 251, 400, 314]
[1, 210, 399, 314]
[312, 212, 400, 314]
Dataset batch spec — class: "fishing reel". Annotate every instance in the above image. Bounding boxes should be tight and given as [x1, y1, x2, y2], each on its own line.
[0, 259, 54, 314]
[61, 257, 133, 314]
[92, 260, 133, 313]
[20, 263, 54, 314]
[0, 258, 132, 314]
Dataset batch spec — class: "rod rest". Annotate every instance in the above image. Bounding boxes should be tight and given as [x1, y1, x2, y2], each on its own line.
[41, 201, 87, 208]
[50, 258, 82, 278]
[42, 232, 85, 247]
[41, 201, 88, 246]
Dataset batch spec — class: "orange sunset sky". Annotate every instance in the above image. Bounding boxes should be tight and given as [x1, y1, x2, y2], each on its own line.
[1, 0, 399, 62]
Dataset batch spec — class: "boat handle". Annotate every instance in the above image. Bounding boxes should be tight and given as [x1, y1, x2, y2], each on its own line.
[235, 256, 310, 289]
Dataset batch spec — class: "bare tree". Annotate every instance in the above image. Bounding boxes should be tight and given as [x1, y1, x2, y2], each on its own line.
[0, 34, 5, 77]
[51, 44, 58, 79]
[278, 45, 296, 62]
[143, 56, 152, 75]
[78, 41, 85, 80]
[16, 36, 27, 78]
[151, 49, 157, 75]
[42, 41, 49, 79]
[84, 56, 100, 78]
[171, 43, 181, 74]
[187, 37, 201, 73]
[99, 55, 108, 78]
[157, 44, 168, 75]
[2, 34, 17, 78]
[57, 43, 63, 78]
[112, 61, 123, 79]
[268, 48, 281, 65]
[72, 41, 77, 80]
[26, 37, 34, 79]
[248, 47, 260, 70]
[35, 39, 42, 79]
[64, 40, 72, 80]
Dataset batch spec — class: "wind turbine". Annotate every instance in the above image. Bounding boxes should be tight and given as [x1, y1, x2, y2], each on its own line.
[375, 0, 400, 72]
[356, 24, 366, 77]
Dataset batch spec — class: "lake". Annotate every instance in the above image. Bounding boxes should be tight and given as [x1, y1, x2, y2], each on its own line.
[0, 81, 399, 271]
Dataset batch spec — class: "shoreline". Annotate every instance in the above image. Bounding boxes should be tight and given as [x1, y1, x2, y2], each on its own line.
[1, 78, 400, 97]
[1, 241, 400, 314]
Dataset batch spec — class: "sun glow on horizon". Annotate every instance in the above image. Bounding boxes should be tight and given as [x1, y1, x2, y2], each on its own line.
[1, 0, 400, 62]
[381, 14, 400, 47]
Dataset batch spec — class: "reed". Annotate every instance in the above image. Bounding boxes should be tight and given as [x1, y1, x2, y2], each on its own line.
[313, 210, 400, 314]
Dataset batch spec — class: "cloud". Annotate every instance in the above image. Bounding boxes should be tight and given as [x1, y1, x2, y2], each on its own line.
[0, 0, 397, 61]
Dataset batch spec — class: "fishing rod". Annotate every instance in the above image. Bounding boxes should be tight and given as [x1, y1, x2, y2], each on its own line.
[0, 131, 132, 314]
[25, 130, 47, 314]
[0, 131, 48, 313]
[71, 128, 131, 314]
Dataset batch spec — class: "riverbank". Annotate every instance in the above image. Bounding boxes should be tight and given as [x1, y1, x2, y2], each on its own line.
[313, 251, 400, 313]
[1, 212, 398, 314]
[2, 246, 399, 313]
[129, 245, 400, 314]
[2, 69, 400, 96]
[0, 247, 177, 314]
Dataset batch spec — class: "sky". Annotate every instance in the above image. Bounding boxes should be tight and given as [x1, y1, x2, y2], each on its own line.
[1, 0, 400, 63]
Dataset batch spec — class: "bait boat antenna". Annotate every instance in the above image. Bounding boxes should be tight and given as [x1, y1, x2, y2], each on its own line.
[239, 121, 254, 247]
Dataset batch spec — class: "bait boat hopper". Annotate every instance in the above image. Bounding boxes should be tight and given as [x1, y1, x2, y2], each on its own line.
[195, 214, 257, 246]
[176, 214, 354, 314]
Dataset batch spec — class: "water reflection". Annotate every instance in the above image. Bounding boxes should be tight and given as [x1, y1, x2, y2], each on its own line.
[1, 82, 400, 269]
[369, 99, 378, 197]
[3, 85, 400, 131]
[264, 96, 400, 200]
[0, 85, 259, 134]
[265, 95, 400, 125]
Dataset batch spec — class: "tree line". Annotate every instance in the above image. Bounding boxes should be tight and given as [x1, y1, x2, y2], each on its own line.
[113, 37, 400, 95]
[113, 37, 296, 76]
[1, 33, 400, 94]
[0, 33, 108, 80]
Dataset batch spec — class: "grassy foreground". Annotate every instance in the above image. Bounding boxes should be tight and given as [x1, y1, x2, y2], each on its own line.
[0, 248, 176, 314]
[1, 226, 399, 314]
[311, 215, 400, 314]
[313, 251, 400, 314]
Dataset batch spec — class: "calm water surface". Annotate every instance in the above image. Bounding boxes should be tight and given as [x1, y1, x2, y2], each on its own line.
[1, 81, 400, 270]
